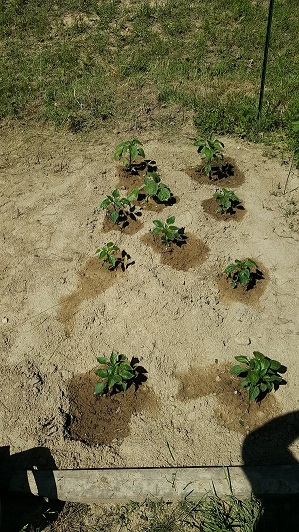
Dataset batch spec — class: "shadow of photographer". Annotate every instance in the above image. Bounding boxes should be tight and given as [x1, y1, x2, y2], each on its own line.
[242, 411, 299, 531]
[0, 445, 64, 532]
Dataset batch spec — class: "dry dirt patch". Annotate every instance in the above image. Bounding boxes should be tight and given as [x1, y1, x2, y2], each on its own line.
[0, 126, 299, 469]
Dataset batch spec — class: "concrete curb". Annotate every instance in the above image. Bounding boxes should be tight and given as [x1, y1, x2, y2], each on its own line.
[5, 465, 299, 503]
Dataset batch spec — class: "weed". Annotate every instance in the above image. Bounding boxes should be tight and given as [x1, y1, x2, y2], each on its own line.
[114, 139, 145, 171]
[230, 351, 285, 402]
[99, 188, 132, 224]
[213, 188, 240, 213]
[224, 259, 257, 289]
[141, 172, 172, 203]
[95, 242, 119, 269]
[194, 132, 224, 177]
[94, 351, 135, 395]
[152, 216, 183, 246]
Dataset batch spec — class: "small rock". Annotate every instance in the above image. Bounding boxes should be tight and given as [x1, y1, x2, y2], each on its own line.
[234, 336, 251, 346]
[215, 375, 221, 382]
[2, 317, 8, 324]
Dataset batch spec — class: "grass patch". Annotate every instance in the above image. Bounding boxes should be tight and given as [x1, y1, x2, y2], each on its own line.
[46, 494, 262, 531]
[0, 0, 298, 149]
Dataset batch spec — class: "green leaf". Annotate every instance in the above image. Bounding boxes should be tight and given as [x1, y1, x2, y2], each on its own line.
[110, 351, 118, 365]
[249, 385, 260, 401]
[127, 187, 139, 201]
[149, 172, 160, 183]
[167, 216, 175, 224]
[108, 376, 121, 389]
[239, 269, 250, 285]
[230, 365, 244, 376]
[224, 264, 236, 274]
[120, 363, 134, 372]
[244, 259, 257, 268]
[144, 181, 158, 196]
[260, 357, 271, 375]
[269, 359, 282, 371]
[94, 381, 105, 395]
[240, 378, 250, 388]
[194, 139, 206, 148]
[130, 145, 138, 161]
[259, 383, 268, 392]
[110, 210, 119, 224]
[152, 227, 161, 235]
[108, 254, 116, 267]
[249, 370, 260, 385]
[253, 351, 265, 360]
[138, 147, 145, 158]
[114, 199, 122, 208]
[157, 187, 171, 202]
[120, 369, 134, 380]
[96, 357, 107, 364]
[114, 147, 124, 160]
[95, 369, 108, 378]
[98, 249, 106, 259]
[121, 198, 131, 206]
[112, 189, 120, 199]
[153, 220, 164, 228]
[100, 198, 111, 209]
[235, 356, 249, 364]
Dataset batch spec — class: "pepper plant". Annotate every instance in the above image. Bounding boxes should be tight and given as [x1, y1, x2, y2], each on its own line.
[114, 139, 145, 171]
[230, 351, 285, 402]
[213, 188, 240, 213]
[141, 172, 172, 203]
[94, 352, 135, 395]
[194, 132, 224, 177]
[95, 242, 119, 269]
[224, 259, 257, 289]
[152, 216, 183, 246]
[99, 188, 132, 223]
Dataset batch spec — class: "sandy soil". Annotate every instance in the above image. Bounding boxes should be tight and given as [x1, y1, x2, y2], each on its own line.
[1, 124, 299, 470]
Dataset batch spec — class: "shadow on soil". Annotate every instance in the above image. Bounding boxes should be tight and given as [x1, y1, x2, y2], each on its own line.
[0, 446, 64, 531]
[242, 411, 299, 531]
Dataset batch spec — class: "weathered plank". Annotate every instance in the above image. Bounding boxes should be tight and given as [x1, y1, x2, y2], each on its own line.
[6, 465, 299, 502]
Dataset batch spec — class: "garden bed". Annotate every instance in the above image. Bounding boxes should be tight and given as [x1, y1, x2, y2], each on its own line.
[1, 126, 299, 470]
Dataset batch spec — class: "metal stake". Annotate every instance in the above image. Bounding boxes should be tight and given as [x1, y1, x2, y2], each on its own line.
[257, 0, 275, 120]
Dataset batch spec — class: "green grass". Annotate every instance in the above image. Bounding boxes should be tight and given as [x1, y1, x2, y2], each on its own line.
[0, 0, 299, 150]
[45, 494, 262, 531]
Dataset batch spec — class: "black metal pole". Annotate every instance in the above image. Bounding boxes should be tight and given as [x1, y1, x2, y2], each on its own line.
[257, 0, 275, 120]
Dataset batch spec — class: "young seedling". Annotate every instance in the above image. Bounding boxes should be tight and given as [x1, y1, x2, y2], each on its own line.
[141, 172, 172, 203]
[213, 188, 240, 213]
[230, 351, 285, 402]
[114, 139, 145, 171]
[152, 216, 183, 246]
[94, 351, 135, 395]
[194, 132, 224, 177]
[95, 242, 120, 269]
[99, 188, 132, 223]
[224, 259, 257, 289]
